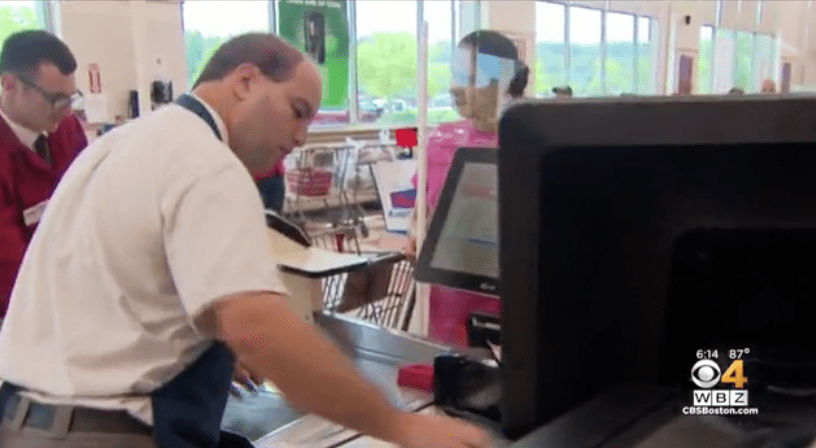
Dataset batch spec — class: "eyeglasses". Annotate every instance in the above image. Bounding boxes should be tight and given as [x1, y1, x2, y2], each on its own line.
[16, 74, 82, 111]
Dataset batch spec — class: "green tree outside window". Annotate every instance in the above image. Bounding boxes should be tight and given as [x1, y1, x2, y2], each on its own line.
[0, 4, 43, 49]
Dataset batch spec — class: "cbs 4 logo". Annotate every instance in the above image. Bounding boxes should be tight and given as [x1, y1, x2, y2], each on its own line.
[691, 359, 747, 389]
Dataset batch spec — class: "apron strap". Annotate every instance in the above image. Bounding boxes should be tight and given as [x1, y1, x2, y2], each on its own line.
[175, 94, 223, 142]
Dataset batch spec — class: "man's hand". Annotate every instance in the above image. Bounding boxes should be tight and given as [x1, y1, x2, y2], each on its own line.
[231, 359, 263, 395]
[390, 413, 494, 448]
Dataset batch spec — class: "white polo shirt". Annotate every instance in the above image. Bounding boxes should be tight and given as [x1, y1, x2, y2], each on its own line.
[0, 96, 288, 425]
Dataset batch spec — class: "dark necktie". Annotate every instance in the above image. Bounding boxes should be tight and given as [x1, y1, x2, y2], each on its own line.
[34, 135, 50, 166]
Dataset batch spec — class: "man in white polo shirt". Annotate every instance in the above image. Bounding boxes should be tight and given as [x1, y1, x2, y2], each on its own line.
[0, 33, 492, 448]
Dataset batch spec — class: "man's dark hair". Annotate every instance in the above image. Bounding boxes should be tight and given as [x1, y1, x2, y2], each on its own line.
[459, 30, 529, 99]
[194, 33, 305, 88]
[0, 30, 77, 75]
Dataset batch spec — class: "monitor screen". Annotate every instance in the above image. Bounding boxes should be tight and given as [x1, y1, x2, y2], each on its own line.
[416, 148, 499, 296]
[498, 96, 816, 440]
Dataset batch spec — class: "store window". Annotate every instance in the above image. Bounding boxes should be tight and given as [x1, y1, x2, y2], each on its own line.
[182, 1, 271, 89]
[637, 16, 656, 94]
[423, 0, 458, 124]
[753, 33, 775, 85]
[712, 28, 736, 94]
[355, 0, 418, 127]
[569, 6, 602, 96]
[534, 1, 566, 96]
[698, 23, 777, 94]
[535, 2, 657, 97]
[733, 31, 754, 91]
[181, 0, 478, 129]
[0, 1, 49, 46]
[605, 11, 635, 95]
[697, 26, 715, 94]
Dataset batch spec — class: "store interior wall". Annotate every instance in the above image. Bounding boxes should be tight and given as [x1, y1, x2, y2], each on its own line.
[55, 0, 186, 122]
[51, 0, 816, 124]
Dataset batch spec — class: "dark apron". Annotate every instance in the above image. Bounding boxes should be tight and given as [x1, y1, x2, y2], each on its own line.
[0, 95, 253, 448]
[257, 174, 286, 213]
[151, 94, 253, 448]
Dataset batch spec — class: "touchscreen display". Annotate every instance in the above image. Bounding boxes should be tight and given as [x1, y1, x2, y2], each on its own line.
[429, 162, 498, 278]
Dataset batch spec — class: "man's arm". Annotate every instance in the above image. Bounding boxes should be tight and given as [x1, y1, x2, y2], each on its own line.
[211, 293, 492, 448]
[212, 292, 407, 440]
[0, 186, 26, 316]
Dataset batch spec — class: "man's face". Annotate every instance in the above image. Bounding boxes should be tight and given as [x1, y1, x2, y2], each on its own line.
[228, 61, 322, 173]
[1, 62, 77, 133]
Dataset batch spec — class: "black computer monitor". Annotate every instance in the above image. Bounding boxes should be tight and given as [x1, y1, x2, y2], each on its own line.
[415, 148, 499, 296]
[498, 96, 816, 439]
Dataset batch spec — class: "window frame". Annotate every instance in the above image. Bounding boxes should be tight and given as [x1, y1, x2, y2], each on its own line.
[698, 26, 777, 94]
[535, 1, 659, 97]
[604, 9, 637, 95]
[699, 0, 778, 94]
[180, 0, 467, 130]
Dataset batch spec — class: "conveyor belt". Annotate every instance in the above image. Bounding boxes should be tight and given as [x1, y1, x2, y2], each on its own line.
[223, 313, 449, 447]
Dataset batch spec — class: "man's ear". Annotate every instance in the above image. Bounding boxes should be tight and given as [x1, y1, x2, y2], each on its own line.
[229, 63, 260, 101]
[0, 73, 18, 93]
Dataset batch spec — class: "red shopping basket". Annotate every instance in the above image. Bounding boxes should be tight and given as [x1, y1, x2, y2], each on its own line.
[286, 168, 332, 196]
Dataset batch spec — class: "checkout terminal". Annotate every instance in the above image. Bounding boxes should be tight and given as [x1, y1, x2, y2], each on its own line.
[422, 95, 816, 447]
[236, 96, 816, 447]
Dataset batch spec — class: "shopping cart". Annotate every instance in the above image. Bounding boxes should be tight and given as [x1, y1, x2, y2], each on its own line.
[284, 143, 374, 242]
[308, 226, 416, 331]
[341, 139, 402, 238]
[283, 144, 352, 229]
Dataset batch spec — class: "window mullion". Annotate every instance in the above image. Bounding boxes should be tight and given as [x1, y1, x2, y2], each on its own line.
[349, 0, 359, 127]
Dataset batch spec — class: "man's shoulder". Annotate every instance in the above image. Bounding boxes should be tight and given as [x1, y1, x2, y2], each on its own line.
[130, 105, 226, 148]
[119, 105, 246, 183]
[0, 115, 22, 156]
[105, 105, 225, 156]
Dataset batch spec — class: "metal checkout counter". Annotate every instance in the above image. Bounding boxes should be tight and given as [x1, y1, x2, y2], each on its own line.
[223, 225, 506, 448]
[223, 313, 455, 447]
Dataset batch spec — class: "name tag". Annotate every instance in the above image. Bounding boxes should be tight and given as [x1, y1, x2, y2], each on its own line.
[23, 200, 48, 227]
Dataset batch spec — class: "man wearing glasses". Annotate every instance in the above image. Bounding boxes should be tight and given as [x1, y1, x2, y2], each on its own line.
[0, 30, 88, 326]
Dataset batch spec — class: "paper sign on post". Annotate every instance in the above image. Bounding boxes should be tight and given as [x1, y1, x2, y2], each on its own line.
[371, 159, 417, 234]
[84, 93, 110, 124]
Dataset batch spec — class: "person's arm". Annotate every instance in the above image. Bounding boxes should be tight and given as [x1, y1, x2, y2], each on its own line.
[213, 293, 401, 438]
[0, 184, 26, 316]
[211, 293, 492, 448]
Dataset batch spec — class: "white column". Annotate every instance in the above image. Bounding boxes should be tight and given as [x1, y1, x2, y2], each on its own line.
[413, 21, 430, 337]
